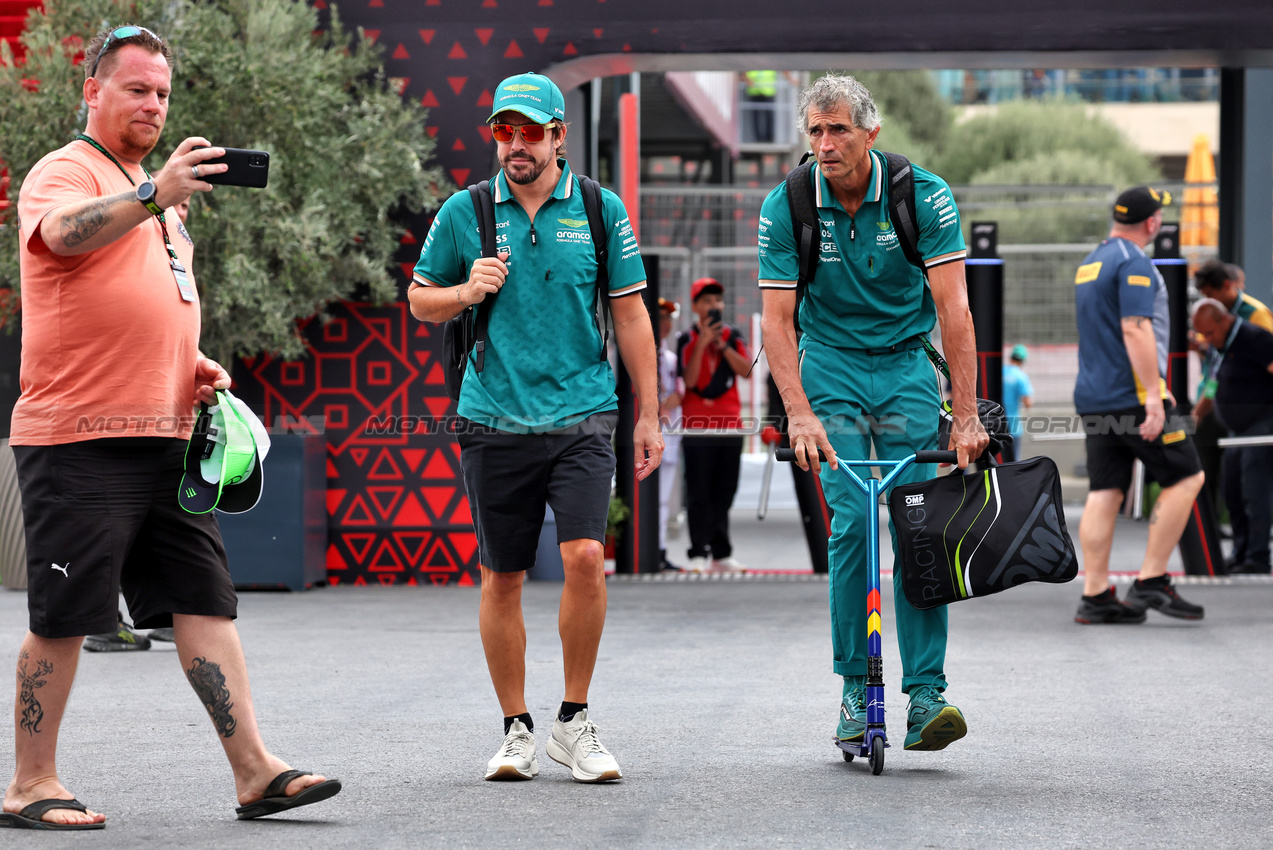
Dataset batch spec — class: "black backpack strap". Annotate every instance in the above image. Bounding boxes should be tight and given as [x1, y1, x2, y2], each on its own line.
[785, 154, 819, 335]
[579, 175, 610, 360]
[466, 180, 497, 372]
[881, 151, 925, 276]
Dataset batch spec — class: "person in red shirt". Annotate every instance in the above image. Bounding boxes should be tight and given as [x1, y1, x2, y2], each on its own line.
[676, 278, 752, 571]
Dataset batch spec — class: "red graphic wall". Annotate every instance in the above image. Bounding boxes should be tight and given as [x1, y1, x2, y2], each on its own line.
[233, 297, 478, 587]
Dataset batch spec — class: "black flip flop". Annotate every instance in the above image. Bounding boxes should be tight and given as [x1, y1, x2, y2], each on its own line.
[0, 798, 104, 830]
[235, 770, 342, 820]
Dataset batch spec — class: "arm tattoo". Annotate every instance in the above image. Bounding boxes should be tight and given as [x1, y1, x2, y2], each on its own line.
[17, 650, 53, 736]
[185, 657, 237, 738]
[60, 198, 113, 248]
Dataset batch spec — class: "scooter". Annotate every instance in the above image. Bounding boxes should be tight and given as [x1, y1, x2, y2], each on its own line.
[776, 446, 956, 775]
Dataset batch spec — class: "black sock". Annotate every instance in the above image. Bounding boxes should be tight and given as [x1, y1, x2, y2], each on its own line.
[1083, 587, 1115, 601]
[558, 701, 588, 722]
[504, 713, 533, 735]
[1137, 575, 1170, 588]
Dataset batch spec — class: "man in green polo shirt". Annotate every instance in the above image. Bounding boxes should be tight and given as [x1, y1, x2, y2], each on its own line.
[408, 73, 662, 783]
[759, 74, 988, 754]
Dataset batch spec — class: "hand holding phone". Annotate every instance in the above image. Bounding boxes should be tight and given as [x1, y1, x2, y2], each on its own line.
[191, 146, 271, 188]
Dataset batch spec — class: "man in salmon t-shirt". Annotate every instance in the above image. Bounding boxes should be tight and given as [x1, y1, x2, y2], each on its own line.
[676, 277, 751, 572]
[2, 25, 338, 831]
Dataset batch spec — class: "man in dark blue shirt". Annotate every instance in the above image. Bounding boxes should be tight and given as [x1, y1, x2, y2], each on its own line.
[1192, 298, 1273, 574]
[1073, 187, 1205, 624]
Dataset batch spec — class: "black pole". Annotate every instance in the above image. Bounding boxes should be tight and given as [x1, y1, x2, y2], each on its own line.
[767, 374, 829, 573]
[1153, 224, 1191, 415]
[966, 222, 1003, 406]
[614, 255, 661, 575]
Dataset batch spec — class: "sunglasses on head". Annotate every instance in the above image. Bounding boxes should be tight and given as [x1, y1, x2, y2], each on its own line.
[490, 122, 552, 144]
[88, 25, 161, 78]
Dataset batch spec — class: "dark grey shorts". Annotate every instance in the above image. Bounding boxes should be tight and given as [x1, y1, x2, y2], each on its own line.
[457, 412, 617, 573]
[14, 438, 238, 638]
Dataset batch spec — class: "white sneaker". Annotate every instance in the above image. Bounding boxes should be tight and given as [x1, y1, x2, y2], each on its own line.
[546, 709, 622, 782]
[485, 719, 538, 780]
[687, 556, 709, 572]
[711, 556, 747, 572]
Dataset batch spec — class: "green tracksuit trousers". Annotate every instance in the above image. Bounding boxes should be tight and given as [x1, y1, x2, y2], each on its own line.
[800, 338, 949, 694]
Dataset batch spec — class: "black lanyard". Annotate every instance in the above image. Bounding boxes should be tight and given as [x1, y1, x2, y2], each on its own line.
[74, 133, 180, 264]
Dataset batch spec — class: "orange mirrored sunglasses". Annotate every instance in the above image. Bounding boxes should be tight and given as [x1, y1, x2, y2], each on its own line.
[490, 123, 551, 143]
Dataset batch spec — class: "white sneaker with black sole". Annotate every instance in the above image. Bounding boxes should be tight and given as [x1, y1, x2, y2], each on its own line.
[546, 709, 622, 782]
[485, 719, 538, 780]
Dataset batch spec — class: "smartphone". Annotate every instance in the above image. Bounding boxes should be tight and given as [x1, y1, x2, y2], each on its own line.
[192, 147, 270, 188]
[707, 308, 723, 326]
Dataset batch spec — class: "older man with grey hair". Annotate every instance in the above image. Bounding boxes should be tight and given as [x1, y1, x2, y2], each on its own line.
[759, 73, 987, 755]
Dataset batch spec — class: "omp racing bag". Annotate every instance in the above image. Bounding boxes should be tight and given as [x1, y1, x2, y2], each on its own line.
[888, 455, 1077, 610]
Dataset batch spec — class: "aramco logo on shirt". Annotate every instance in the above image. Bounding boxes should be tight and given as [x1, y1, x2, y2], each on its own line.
[876, 220, 898, 247]
[556, 218, 591, 244]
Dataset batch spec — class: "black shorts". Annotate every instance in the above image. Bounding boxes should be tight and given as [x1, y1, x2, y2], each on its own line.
[457, 412, 617, 573]
[14, 438, 238, 638]
[1083, 406, 1202, 492]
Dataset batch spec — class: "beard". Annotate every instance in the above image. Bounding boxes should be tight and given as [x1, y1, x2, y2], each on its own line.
[500, 150, 552, 185]
[118, 121, 162, 161]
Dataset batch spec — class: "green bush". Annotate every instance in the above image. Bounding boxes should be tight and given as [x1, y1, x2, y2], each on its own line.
[0, 0, 445, 361]
[932, 99, 1160, 186]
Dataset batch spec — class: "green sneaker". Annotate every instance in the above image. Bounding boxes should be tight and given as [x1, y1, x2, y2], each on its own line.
[903, 685, 966, 751]
[835, 677, 866, 743]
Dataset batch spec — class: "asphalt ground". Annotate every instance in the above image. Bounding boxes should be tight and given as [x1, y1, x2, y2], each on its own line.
[0, 504, 1269, 849]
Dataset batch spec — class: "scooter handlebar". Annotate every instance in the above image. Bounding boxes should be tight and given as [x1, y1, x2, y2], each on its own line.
[914, 450, 958, 464]
[775, 447, 822, 463]
[775, 448, 958, 465]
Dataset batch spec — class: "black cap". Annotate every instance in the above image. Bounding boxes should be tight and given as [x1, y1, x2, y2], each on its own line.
[1113, 186, 1172, 224]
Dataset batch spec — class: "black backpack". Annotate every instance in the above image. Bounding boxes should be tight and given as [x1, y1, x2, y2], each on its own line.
[785, 150, 923, 334]
[442, 175, 610, 401]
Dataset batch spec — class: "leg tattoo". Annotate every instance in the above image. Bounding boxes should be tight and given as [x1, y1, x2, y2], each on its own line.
[185, 657, 237, 738]
[17, 651, 53, 736]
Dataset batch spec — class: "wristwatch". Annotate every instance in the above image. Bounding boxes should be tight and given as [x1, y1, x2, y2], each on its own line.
[136, 180, 164, 216]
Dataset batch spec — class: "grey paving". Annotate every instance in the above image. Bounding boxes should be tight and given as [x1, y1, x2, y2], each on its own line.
[1, 504, 1270, 849]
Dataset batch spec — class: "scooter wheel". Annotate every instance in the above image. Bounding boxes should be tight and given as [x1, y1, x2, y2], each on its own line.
[843, 751, 853, 762]
[869, 737, 884, 775]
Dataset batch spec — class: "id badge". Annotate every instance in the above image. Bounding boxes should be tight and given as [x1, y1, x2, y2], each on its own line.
[171, 258, 197, 302]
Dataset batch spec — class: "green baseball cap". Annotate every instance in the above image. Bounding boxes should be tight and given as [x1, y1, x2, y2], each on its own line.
[488, 72, 565, 125]
[1010, 343, 1029, 363]
[179, 389, 272, 515]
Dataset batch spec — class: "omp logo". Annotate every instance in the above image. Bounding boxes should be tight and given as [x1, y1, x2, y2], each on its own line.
[1075, 262, 1102, 284]
[987, 494, 1074, 588]
[504, 84, 540, 92]
[905, 494, 925, 506]
[557, 218, 588, 228]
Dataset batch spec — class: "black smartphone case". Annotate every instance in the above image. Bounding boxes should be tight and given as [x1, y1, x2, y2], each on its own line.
[198, 148, 270, 188]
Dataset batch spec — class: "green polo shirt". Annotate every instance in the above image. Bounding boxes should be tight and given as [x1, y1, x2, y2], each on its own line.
[757, 150, 966, 350]
[413, 160, 646, 433]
